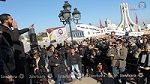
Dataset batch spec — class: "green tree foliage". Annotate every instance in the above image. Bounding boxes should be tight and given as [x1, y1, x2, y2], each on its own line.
[36, 35, 43, 41]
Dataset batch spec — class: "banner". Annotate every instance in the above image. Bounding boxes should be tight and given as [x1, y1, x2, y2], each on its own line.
[129, 32, 144, 36]
[46, 26, 68, 43]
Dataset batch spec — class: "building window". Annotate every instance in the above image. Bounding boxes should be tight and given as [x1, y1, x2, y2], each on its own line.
[79, 32, 81, 37]
[78, 33, 80, 37]
[81, 32, 83, 37]
[77, 33, 79, 37]
[75, 33, 77, 37]
[73, 33, 76, 37]
[82, 32, 84, 37]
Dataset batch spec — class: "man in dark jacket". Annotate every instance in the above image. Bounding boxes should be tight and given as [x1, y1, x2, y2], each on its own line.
[138, 44, 150, 84]
[29, 48, 48, 84]
[49, 50, 67, 84]
[126, 38, 139, 75]
[67, 47, 82, 80]
[0, 29, 15, 84]
[0, 13, 33, 84]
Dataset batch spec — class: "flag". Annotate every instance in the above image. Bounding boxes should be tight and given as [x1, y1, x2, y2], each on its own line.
[0, 0, 6, 1]
[135, 14, 138, 24]
[99, 19, 103, 28]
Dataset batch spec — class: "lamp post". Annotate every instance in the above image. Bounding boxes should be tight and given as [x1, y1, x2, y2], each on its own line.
[58, 1, 81, 44]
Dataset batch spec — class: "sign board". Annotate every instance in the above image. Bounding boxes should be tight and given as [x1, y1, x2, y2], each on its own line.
[129, 32, 144, 36]
[106, 30, 144, 36]
[106, 30, 125, 36]
[115, 31, 125, 36]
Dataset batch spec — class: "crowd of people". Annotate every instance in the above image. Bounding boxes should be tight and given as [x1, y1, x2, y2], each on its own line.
[0, 13, 150, 84]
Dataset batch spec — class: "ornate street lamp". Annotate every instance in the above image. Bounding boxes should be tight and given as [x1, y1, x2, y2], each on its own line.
[58, 1, 81, 43]
[72, 8, 81, 24]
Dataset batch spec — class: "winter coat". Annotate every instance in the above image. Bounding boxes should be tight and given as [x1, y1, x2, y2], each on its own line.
[107, 47, 128, 68]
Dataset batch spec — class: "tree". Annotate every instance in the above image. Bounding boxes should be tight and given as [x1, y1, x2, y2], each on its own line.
[36, 35, 43, 41]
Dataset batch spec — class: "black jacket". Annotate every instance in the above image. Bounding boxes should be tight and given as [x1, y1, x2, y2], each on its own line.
[13, 28, 29, 56]
[0, 24, 29, 74]
[49, 55, 66, 78]
[0, 24, 29, 47]
[67, 53, 81, 66]
[138, 51, 150, 67]
[0, 29, 15, 75]
[19, 28, 29, 35]
[33, 57, 48, 76]
[0, 24, 19, 47]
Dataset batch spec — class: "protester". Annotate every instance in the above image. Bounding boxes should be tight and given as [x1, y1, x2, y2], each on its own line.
[138, 44, 150, 84]
[0, 13, 34, 84]
[49, 50, 67, 84]
[29, 47, 48, 84]
[67, 47, 82, 80]
[1, 14, 150, 84]
[107, 39, 128, 84]
[126, 37, 139, 76]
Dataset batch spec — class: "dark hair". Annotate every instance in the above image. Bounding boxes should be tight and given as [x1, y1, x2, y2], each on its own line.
[29, 47, 41, 57]
[0, 14, 11, 24]
[116, 39, 125, 46]
[53, 49, 60, 57]
[46, 44, 54, 51]
[69, 46, 75, 50]
[111, 31, 115, 34]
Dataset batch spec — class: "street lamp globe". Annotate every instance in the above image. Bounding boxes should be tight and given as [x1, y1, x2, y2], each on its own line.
[62, 9, 71, 20]
[72, 8, 81, 23]
[58, 10, 65, 22]
[63, 1, 71, 10]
